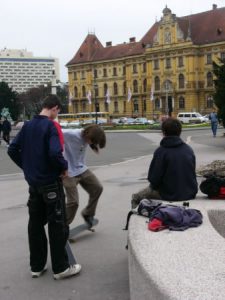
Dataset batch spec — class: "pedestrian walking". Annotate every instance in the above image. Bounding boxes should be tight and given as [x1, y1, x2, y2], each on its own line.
[2, 117, 11, 145]
[8, 94, 81, 280]
[209, 110, 218, 137]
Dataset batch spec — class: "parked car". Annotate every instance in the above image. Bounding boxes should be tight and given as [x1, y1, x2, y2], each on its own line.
[177, 112, 206, 124]
[134, 117, 150, 125]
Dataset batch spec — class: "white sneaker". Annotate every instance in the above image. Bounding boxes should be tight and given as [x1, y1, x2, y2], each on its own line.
[31, 266, 47, 278]
[53, 264, 81, 280]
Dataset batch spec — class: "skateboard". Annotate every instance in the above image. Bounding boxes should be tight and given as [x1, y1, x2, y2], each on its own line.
[69, 218, 99, 238]
[66, 241, 78, 265]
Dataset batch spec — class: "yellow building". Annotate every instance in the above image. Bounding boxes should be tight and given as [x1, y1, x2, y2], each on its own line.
[66, 5, 225, 120]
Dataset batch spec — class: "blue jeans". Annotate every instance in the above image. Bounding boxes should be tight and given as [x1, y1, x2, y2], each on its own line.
[27, 180, 69, 273]
[211, 122, 218, 136]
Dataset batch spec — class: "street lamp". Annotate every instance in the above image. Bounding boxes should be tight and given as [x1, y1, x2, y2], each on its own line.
[93, 82, 99, 124]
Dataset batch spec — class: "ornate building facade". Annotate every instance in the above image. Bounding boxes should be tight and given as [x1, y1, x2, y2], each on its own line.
[66, 5, 225, 120]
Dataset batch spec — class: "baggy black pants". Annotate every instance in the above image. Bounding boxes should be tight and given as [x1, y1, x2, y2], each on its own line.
[27, 180, 69, 274]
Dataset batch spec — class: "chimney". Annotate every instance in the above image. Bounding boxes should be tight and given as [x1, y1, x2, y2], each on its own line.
[106, 41, 112, 47]
[212, 4, 217, 10]
[129, 37, 136, 43]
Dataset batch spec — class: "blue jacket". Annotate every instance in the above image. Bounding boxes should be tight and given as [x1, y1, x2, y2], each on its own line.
[8, 115, 68, 187]
[148, 136, 198, 201]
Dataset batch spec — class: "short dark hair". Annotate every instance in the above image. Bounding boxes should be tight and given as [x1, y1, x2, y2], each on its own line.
[161, 117, 182, 136]
[42, 94, 62, 110]
[82, 124, 106, 148]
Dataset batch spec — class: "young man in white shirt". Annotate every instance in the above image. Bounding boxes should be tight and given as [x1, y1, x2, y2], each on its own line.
[63, 124, 106, 226]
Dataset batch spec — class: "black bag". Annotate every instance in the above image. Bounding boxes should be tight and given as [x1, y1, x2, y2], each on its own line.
[199, 176, 225, 197]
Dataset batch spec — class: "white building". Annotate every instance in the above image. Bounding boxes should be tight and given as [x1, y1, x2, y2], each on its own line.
[0, 48, 59, 93]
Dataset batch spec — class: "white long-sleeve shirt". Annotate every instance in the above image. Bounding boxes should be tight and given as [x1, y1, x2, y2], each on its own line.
[62, 129, 88, 177]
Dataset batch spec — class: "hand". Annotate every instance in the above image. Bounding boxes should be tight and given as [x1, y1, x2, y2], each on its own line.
[60, 170, 68, 179]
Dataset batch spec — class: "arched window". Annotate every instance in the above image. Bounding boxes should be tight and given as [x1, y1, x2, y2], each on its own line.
[207, 72, 213, 87]
[155, 98, 161, 110]
[133, 99, 139, 113]
[123, 81, 126, 94]
[155, 76, 160, 91]
[178, 96, 185, 109]
[113, 82, 118, 95]
[133, 80, 138, 93]
[143, 79, 147, 92]
[178, 74, 185, 89]
[74, 86, 78, 98]
[114, 100, 119, 112]
[104, 83, 108, 96]
[82, 86, 86, 97]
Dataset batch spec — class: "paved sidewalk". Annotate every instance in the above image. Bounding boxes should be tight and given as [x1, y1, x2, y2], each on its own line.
[0, 130, 225, 300]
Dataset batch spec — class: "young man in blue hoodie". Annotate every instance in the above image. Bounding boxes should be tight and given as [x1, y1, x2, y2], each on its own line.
[131, 117, 198, 209]
[8, 95, 81, 280]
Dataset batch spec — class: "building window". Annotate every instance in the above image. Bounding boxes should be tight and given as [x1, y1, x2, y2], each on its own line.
[123, 66, 126, 75]
[81, 100, 87, 112]
[104, 83, 108, 96]
[81, 71, 85, 79]
[143, 98, 146, 112]
[133, 99, 139, 113]
[103, 68, 107, 77]
[74, 102, 79, 113]
[206, 53, 212, 64]
[155, 76, 160, 91]
[153, 59, 159, 70]
[73, 72, 77, 80]
[114, 100, 119, 113]
[221, 52, 225, 60]
[178, 57, 184, 67]
[207, 72, 213, 87]
[123, 101, 127, 113]
[113, 82, 118, 95]
[178, 96, 185, 109]
[113, 67, 117, 76]
[82, 86, 86, 97]
[178, 74, 185, 89]
[143, 79, 147, 92]
[104, 102, 109, 112]
[133, 80, 138, 93]
[133, 64, 137, 74]
[123, 81, 126, 94]
[206, 96, 214, 108]
[165, 58, 171, 69]
[94, 69, 98, 78]
[74, 86, 78, 98]
[155, 98, 161, 110]
[143, 62, 146, 73]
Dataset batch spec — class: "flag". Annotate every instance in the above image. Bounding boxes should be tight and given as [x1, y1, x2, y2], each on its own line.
[150, 85, 154, 101]
[127, 88, 132, 102]
[105, 88, 110, 104]
[87, 90, 92, 104]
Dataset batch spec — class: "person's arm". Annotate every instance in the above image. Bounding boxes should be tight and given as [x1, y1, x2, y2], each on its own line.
[147, 148, 165, 189]
[48, 123, 68, 173]
[7, 130, 23, 168]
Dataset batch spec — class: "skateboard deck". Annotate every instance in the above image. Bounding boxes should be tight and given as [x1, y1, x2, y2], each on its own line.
[69, 218, 99, 238]
[66, 241, 77, 265]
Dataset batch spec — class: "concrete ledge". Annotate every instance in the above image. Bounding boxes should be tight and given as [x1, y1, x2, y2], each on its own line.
[128, 197, 225, 300]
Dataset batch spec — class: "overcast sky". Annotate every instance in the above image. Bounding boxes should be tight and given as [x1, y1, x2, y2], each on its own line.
[1, 0, 225, 82]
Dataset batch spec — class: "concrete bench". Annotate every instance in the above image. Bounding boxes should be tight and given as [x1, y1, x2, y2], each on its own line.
[128, 197, 225, 300]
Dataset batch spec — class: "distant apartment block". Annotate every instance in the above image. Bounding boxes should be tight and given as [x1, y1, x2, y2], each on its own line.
[0, 48, 59, 93]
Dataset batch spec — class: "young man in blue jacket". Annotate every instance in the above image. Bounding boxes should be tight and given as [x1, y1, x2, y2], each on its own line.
[131, 117, 198, 209]
[8, 95, 81, 280]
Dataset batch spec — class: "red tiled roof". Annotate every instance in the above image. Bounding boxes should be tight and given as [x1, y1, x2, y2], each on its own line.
[67, 6, 225, 66]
